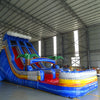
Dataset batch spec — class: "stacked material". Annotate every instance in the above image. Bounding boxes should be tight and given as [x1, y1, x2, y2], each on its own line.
[58, 70, 98, 97]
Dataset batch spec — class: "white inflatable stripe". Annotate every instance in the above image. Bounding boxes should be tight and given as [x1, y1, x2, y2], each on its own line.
[7, 31, 31, 40]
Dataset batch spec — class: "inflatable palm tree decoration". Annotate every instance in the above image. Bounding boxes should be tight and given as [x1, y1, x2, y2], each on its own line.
[48, 56, 64, 65]
[17, 53, 39, 70]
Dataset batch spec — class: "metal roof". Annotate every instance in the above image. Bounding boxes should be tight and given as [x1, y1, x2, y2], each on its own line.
[0, 0, 100, 42]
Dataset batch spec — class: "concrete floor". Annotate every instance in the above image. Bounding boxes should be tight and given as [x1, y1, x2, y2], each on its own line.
[0, 78, 100, 100]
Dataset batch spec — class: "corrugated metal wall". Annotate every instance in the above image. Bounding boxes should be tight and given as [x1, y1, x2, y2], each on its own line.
[56, 34, 63, 66]
[88, 24, 100, 67]
[31, 24, 100, 67]
[41, 37, 53, 57]
[31, 30, 87, 67]
[41, 39, 45, 57]
[62, 32, 74, 66]
[57, 34, 63, 56]
[31, 41, 38, 52]
[79, 29, 87, 67]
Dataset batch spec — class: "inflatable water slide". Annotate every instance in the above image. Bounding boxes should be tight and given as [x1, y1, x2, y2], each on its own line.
[0, 32, 98, 98]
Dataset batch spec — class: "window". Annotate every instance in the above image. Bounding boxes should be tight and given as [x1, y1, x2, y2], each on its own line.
[53, 36, 57, 56]
[74, 30, 79, 57]
[38, 40, 41, 57]
[71, 30, 80, 66]
[71, 57, 80, 66]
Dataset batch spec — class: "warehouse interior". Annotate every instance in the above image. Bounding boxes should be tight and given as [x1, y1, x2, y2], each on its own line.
[0, 0, 100, 100]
